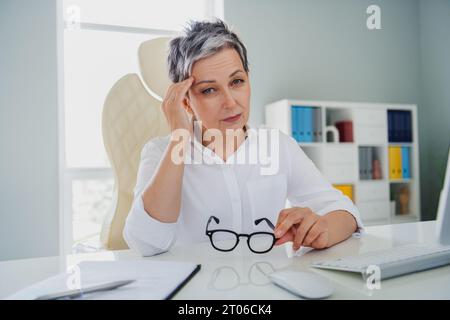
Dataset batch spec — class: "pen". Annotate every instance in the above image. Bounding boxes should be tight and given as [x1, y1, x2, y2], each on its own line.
[35, 279, 135, 300]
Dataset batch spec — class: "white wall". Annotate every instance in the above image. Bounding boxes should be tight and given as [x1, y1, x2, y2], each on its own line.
[224, 0, 421, 126]
[419, 0, 450, 221]
[0, 0, 59, 261]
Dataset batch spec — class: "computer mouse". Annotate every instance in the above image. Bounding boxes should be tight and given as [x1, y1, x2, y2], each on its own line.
[268, 270, 334, 299]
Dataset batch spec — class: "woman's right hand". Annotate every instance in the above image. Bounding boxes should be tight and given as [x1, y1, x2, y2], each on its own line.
[161, 76, 195, 134]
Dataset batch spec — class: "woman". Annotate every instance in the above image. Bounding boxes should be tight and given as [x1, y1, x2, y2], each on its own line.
[123, 19, 363, 256]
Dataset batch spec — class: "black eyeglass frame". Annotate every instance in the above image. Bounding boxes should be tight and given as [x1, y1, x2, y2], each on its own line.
[205, 215, 276, 254]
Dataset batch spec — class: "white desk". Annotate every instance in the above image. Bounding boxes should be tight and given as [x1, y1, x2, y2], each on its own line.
[1, 221, 450, 299]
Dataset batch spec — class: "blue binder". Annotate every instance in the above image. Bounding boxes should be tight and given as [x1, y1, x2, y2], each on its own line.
[400, 111, 407, 142]
[291, 106, 298, 141]
[297, 106, 305, 142]
[388, 110, 412, 143]
[388, 111, 394, 142]
[401, 146, 411, 179]
[405, 111, 412, 142]
[394, 111, 401, 142]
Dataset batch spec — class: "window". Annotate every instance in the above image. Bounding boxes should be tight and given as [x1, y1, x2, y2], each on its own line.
[60, 0, 223, 254]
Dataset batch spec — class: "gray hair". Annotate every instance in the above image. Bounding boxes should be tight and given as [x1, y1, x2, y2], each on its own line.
[167, 18, 250, 83]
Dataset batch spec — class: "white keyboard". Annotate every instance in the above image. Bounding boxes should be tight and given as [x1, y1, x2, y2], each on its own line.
[311, 244, 450, 280]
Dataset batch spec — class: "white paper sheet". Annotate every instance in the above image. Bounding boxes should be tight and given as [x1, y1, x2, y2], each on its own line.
[8, 260, 199, 300]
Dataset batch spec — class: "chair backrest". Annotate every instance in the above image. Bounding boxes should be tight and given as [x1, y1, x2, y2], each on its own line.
[100, 37, 173, 249]
[138, 37, 173, 100]
[101, 73, 169, 249]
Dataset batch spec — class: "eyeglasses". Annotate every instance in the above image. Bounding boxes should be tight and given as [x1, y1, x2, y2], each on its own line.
[205, 215, 276, 254]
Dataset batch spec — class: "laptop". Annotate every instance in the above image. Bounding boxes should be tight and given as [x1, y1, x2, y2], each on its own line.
[311, 148, 450, 280]
[436, 147, 450, 245]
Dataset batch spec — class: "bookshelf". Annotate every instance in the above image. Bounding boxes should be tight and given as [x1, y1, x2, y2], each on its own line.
[265, 99, 420, 226]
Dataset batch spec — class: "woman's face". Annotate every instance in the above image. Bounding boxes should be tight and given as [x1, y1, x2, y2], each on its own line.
[185, 47, 251, 134]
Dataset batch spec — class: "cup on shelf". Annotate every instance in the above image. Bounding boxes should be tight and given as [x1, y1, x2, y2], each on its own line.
[325, 126, 340, 143]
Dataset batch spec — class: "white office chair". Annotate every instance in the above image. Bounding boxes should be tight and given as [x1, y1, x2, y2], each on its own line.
[100, 37, 172, 250]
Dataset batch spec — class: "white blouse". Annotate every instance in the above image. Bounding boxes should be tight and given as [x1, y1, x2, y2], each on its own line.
[123, 125, 364, 256]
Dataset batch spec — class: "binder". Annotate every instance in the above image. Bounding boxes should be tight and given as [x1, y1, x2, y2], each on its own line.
[367, 147, 373, 179]
[389, 146, 396, 179]
[392, 147, 402, 179]
[291, 106, 298, 141]
[359, 147, 364, 179]
[402, 147, 411, 179]
[388, 111, 394, 142]
[399, 111, 406, 142]
[394, 111, 401, 142]
[303, 107, 313, 142]
[360, 147, 369, 180]
[396, 111, 404, 142]
[405, 111, 412, 142]
[297, 106, 305, 142]
[401, 111, 412, 142]
[313, 108, 322, 142]
[396, 147, 403, 179]
[364, 147, 368, 179]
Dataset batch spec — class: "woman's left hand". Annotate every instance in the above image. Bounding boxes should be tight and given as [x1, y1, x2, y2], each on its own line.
[274, 207, 329, 250]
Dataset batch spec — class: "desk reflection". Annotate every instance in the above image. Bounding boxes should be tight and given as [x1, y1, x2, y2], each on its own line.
[208, 261, 276, 291]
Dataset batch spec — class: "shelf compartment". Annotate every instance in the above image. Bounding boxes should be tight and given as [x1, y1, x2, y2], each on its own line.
[358, 146, 385, 180]
[325, 107, 353, 143]
[291, 105, 323, 143]
[354, 108, 386, 126]
[355, 180, 389, 202]
[388, 146, 412, 179]
[388, 109, 413, 143]
[390, 182, 413, 216]
[356, 199, 390, 222]
[355, 125, 387, 145]
[325, 145, 357, 164]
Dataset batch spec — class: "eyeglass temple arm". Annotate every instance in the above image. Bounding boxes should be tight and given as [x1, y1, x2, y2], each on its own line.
[254, 218, 275, 230]
[205, 215, 220, 234]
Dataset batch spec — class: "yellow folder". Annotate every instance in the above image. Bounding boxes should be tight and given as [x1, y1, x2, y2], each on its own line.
[389, 147, 402, 179]
[333, 184, 354, 202]
[389, 147, 395, 179]
[394, 147, 402, 179]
